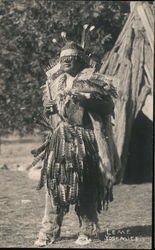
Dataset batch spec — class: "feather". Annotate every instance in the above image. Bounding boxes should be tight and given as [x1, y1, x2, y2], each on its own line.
[76, 128, 83, 144]
[59, 184, 66, 204]
[89, 25, 95, 32]
[31, 139, 49, 157]
[27, 151, 46, 171]
[36, 160, 47, 190]
[67, 143, 72, 160]
[54, 163, 60, 179]
[81, 24, 89, 48]
[55, 136, 60, 160]
[53, 185, 59, 205]
[47, 150, 53, 177]
[68, 186, 72, 201]
[60, 164, 66, 184]
[61, 139, 65, 158]
[52, 38, 61, 47]
[61, 31, 67, 42]
[50, 179, 56, 190]
[71, 172, 78, 203]
[67, 126, 77, 138]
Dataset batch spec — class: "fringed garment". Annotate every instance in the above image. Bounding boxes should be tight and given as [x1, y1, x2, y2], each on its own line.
[32, 67, 120, 215]
[40, 123, 109, 214]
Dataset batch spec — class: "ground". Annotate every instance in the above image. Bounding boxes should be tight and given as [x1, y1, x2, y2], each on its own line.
[0, 136, 152, 249]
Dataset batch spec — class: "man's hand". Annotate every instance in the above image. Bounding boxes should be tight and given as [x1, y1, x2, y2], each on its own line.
[45, 100, 57, 114]
[71, 92, 89, 106]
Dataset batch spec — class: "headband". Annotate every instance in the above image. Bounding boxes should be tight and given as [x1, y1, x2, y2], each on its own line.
[60, 49, 79, 58]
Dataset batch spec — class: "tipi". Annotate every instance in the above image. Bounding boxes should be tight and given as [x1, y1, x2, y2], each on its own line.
[100, 1, 153, 182]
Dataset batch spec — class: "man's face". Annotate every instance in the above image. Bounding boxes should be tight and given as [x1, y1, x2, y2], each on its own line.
[60, 56, 80, 75]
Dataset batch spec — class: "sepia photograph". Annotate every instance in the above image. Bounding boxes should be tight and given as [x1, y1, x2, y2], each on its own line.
[0, 0, 153, 249]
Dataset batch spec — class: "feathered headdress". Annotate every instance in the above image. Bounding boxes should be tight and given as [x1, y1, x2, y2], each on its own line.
[52, 25, 96, 61]
[44, 24, 99, 73]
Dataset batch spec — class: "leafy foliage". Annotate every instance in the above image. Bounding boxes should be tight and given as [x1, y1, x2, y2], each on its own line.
[0, 0, 130, 135]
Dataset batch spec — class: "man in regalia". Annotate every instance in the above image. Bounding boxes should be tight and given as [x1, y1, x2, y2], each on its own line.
[33, 35, 120, 247]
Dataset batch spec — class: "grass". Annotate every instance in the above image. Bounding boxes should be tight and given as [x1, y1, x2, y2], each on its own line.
[0, 137, 152, 249]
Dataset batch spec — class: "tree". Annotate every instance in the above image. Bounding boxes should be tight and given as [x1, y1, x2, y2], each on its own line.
[0, 0, 130, 135]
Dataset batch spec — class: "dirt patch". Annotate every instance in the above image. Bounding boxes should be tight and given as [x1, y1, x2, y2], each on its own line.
[0, 169, 152, 249]
[0, 139, 152, 248]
